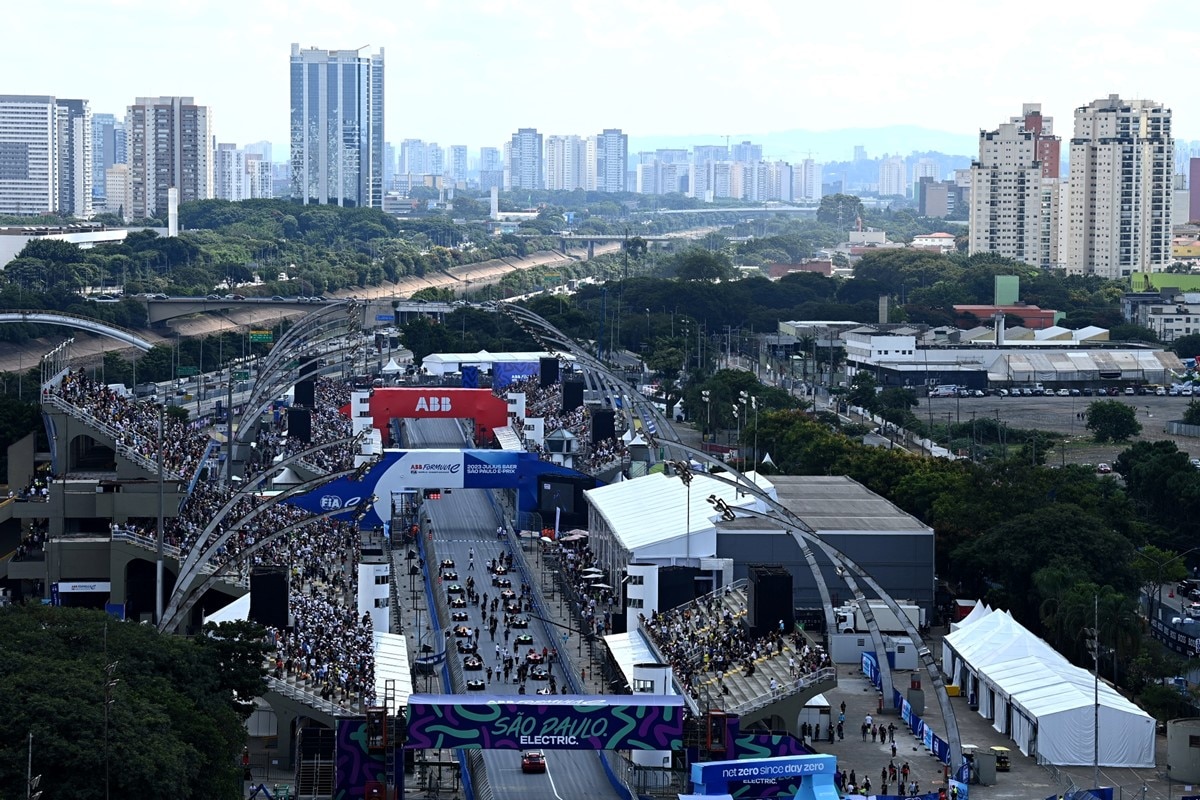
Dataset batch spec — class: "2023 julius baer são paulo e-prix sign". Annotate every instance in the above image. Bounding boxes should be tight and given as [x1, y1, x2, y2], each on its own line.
[404, 694, 685, 750]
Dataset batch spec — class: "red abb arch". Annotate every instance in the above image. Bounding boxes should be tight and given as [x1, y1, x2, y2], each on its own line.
[365, 387, 510, 444]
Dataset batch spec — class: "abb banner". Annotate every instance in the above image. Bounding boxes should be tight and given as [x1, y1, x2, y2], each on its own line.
[365, 388, 509, 444]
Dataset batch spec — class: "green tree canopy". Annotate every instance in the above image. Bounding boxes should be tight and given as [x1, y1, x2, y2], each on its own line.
[1086, 399, 1142, 442]
[0, 607, 268, 800]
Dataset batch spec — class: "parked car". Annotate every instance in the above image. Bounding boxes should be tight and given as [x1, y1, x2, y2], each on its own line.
[1096, 463, 1112, 474]
[1124, 387, 1136, 396]
[1056, 389, 1070, 397]
[1156, 387, 1168, 396]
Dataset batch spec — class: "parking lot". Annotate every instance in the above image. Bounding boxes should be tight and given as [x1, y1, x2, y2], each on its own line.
[919, 392, 1200, 465]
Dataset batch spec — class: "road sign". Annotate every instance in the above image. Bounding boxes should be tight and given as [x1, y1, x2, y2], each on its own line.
[176, 366, 198, 377]
[249, 330, 273, 343]
[233, 371, 250, 380]
[375, 314, 393, 322]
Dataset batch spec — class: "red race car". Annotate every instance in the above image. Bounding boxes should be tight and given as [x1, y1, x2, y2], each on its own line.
[521, 750, 546, 774]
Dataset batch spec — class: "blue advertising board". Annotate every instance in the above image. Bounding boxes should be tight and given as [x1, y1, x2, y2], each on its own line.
[290, 449, 558, 527]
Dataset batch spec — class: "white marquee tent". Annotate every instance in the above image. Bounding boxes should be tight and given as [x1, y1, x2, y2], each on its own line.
[942, 605, 1155, 767]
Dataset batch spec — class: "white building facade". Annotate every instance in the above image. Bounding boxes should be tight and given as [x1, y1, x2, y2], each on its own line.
[1065, 95, 1173, 278]
[969, 122, 1044, 266]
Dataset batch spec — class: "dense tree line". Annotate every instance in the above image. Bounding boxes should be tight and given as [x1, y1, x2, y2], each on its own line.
[0, 607, 268, 800]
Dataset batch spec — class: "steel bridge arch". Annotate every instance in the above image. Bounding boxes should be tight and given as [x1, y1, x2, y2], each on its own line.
[0, 310, 154, 351]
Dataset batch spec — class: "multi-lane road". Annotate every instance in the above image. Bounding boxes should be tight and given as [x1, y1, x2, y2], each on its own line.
[406, 417, 620, 800]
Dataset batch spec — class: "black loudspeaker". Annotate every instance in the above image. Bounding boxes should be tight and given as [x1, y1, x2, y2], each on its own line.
[288, 407, 312, 444]
[591, 409, 615, 444]
[249, 567, 289, 630]
[747, 565, 794, 637]
[539, 357, 559, 387]
[294, 380, 315, 408]
[562, 380, 584, 412]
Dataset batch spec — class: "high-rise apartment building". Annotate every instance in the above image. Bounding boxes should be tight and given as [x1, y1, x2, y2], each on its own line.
[878, 156, 906, 197]
[91, 112, 126, 209]
[1015, 104, 1061, 179]
[449, 145, 468, 183]
[912, 158, 938, 188]
[126, 96, 212, 219]
[731, 141, 762, 164]
[545, 135, 587, 191]
[55, 99, 92, 219]
[0, 95, 95, 218]
[105, 163, 132, 220]
[0, 95, 59, 216]
[592, 128, 628, 192]
[213, 144, 270, 201]
[479, 146, 503, 191]
[693, 145, 728, 165]
[289, 43, 385, 208]
[968, 120, 1045, 266]
[213, 143, 248, 201]
[506, 128, 543, 191]
[1065, 95, 1173, 277]
[383, 142, 396, 190]
[795, 158, 822, 202]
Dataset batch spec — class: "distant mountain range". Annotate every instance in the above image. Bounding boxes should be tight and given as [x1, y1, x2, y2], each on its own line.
[629, 126, 979, 162]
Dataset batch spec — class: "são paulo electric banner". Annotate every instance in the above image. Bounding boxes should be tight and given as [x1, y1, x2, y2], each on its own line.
[288, 449, 537, 527]
[405, 694, 685, 751]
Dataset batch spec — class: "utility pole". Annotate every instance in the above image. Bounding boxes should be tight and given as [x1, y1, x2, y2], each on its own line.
[27, 732, 40, 800]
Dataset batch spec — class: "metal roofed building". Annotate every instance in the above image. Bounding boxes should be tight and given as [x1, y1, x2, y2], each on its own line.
[583, 470, 776, 632]
[714, 475, 935, 620]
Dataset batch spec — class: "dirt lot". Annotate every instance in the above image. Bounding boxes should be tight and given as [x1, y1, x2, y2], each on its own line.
[920, 393, 1200, 464]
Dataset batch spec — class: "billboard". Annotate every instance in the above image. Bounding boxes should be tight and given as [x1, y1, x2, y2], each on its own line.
[364, 388, 510, 444]
[290, 449, 534, 527]
[405, 694, 684, 751]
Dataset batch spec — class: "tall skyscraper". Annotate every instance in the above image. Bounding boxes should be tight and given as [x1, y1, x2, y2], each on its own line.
[289, 43, 385, 208]
[592, 129, 628, 192]
[969, 118, 1046, 266]
[545, 135, 587, 191]
[449, 145, 468, 183]
[1065, 95, 1173, 277]
[126, 96, 212, 219]
[55, 99, 92, 219]
[105, 163, 132, 221]
[91, 112, 126, 208]
[383, 142, 396, 190]
[0, 95, 59, 216]
[506, 128, 543, 191]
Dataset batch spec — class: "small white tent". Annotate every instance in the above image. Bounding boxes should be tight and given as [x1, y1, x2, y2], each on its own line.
[381, 358, 404, 374]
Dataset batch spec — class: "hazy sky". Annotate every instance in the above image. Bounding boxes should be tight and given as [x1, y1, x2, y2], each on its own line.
[10, 0, 1194, 156]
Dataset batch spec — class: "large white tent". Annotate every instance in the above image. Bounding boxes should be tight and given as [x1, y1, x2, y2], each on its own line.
[943, 605, 1155, 767]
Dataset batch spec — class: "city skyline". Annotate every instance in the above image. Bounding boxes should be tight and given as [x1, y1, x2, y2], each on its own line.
[7, 0, 1195, 154]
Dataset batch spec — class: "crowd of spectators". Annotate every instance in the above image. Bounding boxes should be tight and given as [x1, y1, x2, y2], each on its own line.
[269, 519, 376, 707]
[50, 371, 211, 478]
[13, 475, 50, 501]
[497, 377, 629, 474]
[550, 539, 618, 640]
[45, 367, 376, 709]
[641, 589, 830, 700]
